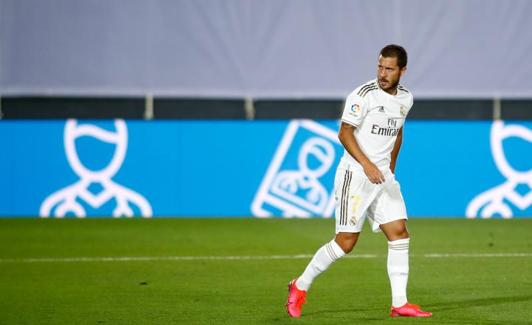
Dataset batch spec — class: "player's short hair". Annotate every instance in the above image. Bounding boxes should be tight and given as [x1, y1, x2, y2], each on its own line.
[380, 44, 408, 68]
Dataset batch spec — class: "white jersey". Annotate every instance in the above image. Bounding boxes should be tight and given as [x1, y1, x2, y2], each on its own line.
[340, 79, 413, 172]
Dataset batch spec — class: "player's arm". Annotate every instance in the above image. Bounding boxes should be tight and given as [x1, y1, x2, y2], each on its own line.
[338, 122, 385, 184]
[390, 127, 403, 174]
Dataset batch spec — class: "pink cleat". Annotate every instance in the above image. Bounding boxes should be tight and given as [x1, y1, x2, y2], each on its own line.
[285, 279, 307, 318]
[390, 303, 432, 317]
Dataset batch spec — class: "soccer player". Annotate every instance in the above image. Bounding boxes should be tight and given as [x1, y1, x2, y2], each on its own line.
[286, 44, 432, 318]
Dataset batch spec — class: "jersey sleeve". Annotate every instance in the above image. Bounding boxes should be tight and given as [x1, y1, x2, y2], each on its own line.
[404, 93, 414, 118]
[341, 92, 367, 127]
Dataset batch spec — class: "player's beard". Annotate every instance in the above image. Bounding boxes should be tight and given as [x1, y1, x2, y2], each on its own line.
[379, 78, 400, 93]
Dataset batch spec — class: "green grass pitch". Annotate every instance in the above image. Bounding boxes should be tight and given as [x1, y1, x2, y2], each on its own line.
[1, 218, 531, 324]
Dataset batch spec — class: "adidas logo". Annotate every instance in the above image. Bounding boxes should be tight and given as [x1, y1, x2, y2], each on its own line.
[377, 106, 385, 113]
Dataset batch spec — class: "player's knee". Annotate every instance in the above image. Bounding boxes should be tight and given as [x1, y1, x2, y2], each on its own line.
[389, 228, 409, 241]
[341, 242, 355, 254]
[335, 234, 358, 254]
[381, 219, 410, 241]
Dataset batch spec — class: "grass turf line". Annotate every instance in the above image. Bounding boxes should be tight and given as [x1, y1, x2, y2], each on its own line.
[0, 218, 531, 324]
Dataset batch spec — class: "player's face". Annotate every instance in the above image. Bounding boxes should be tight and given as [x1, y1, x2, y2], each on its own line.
[377, 55, 406, 94]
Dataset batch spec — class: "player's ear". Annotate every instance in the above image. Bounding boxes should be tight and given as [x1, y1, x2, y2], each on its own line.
[400, 66, 407, 77]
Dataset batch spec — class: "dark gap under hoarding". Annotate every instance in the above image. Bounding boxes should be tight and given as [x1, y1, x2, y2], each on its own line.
[0, 120, 530, 218]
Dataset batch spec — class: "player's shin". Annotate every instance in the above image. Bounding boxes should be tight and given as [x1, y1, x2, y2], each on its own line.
[295, 239, 346, 291]
[387, 238, 410, 307]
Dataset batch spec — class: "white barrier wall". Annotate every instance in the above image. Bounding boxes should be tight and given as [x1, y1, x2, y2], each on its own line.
[2, 0, 532, 98]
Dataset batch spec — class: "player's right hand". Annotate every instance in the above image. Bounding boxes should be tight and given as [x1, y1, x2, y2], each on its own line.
[362, 162, 385, 184]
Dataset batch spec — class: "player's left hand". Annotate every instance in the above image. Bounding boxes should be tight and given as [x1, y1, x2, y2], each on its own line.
[363, 162, 385, 184]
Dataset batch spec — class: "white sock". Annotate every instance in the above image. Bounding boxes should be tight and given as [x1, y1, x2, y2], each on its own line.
[295, 239, 346, 291]
[388, 238, 410, 307]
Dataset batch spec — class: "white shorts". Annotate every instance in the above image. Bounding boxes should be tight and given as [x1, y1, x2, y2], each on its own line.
[334, 164, 408, 233]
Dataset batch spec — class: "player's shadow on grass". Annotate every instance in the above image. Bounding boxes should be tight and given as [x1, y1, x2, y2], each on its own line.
[302, 307, 384, 319]
[298, 295, 532, 322]
[428, 294, 532, 312]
